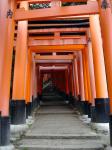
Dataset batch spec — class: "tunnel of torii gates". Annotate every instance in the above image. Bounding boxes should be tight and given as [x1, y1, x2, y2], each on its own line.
[1, 0, 112, 148]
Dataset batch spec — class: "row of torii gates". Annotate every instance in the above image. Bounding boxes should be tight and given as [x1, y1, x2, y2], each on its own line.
[1, 0, 112, 148]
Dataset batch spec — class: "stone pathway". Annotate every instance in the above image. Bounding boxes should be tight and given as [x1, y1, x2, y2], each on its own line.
[17, 100, 107, 150]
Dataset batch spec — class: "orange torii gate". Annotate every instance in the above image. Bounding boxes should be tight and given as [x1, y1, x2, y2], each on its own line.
[1, 0, 112, 149]
[39, 66, 69, 94]
[14, 1, 98, 21]
[35, 55, 75, 97]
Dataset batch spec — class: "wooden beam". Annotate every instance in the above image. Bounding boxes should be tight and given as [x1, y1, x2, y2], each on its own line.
[14, 1, 98, 21]
[39, 67, 68, 71]
[28, 37, 87, 46]
[35, 54, 74, 60]
[16, 23, 88, 28]
[15, 28, 87, 35]
[14, 37, 86, 47]
[30, 44, 85, 52]
[29, 36, 81, 40]
[18, 0, 51, 3]
[37, 63, 71, 66]
[36, 60, 72, 63]
[17, 0, 87, 3]
[28, 28, 87, 33]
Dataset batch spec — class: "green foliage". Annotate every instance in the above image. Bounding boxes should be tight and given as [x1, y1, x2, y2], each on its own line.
[62, 2, 86, 6]
[29, 2, 87, 9]
[29, 3, 50, 9]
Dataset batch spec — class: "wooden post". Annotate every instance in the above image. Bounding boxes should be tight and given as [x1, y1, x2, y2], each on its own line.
[72, 60, 77, 97]
[36, 65, 39, 97]
[32, 61, 38, 109]
[98, 0, 112, 145]
[77, 51, 85, 102]
[25, 50, 32, 118]
[0, 0, 16, 146]
[73, 58, 79, 97]
[65, 69, 69, 96]
[76, 51, 86, 114]
[70, 65, 74, 97]
[12, 1, 28, 125]
[90, 15, 109, 123]
[86, 31, 96, 121]
[82, 49, 90, 116]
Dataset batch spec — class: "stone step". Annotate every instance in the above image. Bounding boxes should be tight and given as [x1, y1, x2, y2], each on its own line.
[37, 111, 75, 114]
[42, 96, 64, 101]
[40, 101, 68, 106]
[24, 134, 101, 140]
[41, 103, 68, 106]
[16, 100, 106, 150]
[37, 105, 74, 114]
[19, 139, 104, 150]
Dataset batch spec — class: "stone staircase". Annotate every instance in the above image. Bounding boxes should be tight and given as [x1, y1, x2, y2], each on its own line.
[17, 96, 106, 150]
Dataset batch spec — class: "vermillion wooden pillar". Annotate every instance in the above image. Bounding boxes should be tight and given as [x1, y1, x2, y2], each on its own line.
[87, 32, 96, 121]
[68, 64, 75, 105]
[72, 62, 77, 97]
[73, 57, 80, 97]
[87, 33, 96, 106]
[25, 50, 32, 118]
[63, 70, 66, 93]
[34, 65, 38, 99]
[65, 69, 69, 96]
[77, 51, 85, 102]
[85, 47, 92, 104]
[0, 0, 15, 146]
[76, 51, 86, 114]
[31, 61, 35, 100]
[36, 65, 39, 97]
[70, 65, 74, 96]
[85, 47, 92, 116]
[82, 49, 91, 116]
[12, 2, 28, 125]
[71, 63, 75, 97]
[38, 70, 43, 99]
[90, 15, 109, 123]
[32, 61, 38, 109]
[98, 0, 112, 145]
[77, 53, 82, 100]
[69, 65, 74, 96]
[56, 70, 65, 92]
[38, 69, 41, 96]
[68, 66, 71, 93]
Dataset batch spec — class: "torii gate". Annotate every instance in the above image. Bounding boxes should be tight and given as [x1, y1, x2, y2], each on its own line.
[0, 0, 112, 149]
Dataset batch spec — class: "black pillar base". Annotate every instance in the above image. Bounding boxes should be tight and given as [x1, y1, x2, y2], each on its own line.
[10, 100, 26, 125]
[32, 96, 40, 110]
[38, 94, 42, 101]
[109, 115, 112, 146]
[60, 91, 66, 100]
[77, 95, 81, 101]
[65, 94, 69, 101]
[68, 93, 75, 107]
[0, 116, 10, 146]
[80, 101, 92, 117]
[76, 95, 81, 111]
[88, 103, 92, 118]
[26, 102, 32, 119]
[94, 98, 110, 123]
[91, 106, 97, 122]
[81, 101, 89, 115]
[32, 96, 35, 110]
[36, 97, 40, 106]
